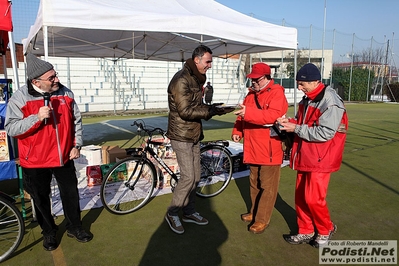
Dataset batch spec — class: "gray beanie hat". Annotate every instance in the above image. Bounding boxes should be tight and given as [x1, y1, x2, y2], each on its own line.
[26, 53, 54, 80]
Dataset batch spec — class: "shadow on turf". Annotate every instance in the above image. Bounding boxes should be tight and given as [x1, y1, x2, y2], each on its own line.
[275, 193, 298, 233]
[343, 161, 399, 195]
[138, 197, 228, 266]
[232, 175, 297, 233]
[49, 205, 103, 246]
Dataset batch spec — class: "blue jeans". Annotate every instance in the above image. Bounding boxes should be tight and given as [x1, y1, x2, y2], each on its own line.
[22, 160, 82, 236]
[167, 140, 200, 216]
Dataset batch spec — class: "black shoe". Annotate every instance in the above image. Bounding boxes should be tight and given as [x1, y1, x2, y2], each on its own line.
[67, 228, 93, 243]
[43, 234, 58, 251]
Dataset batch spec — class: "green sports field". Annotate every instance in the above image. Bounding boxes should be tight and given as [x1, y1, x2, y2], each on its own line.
[3, 102, 398, 266]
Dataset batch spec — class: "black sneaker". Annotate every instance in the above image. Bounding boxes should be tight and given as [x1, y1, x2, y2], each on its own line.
[165, 213, 184, 234]
[43, 234, 58, 251]
[67, 228, 93, 243]
[283, 232, 315, 245]
[311, 223, 337, 248]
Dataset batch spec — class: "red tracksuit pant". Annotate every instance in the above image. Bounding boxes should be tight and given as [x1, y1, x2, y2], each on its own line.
[295, 171, 333, 235]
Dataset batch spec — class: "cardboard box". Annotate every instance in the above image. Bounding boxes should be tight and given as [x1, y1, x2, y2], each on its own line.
[102, 146, 128, 164]
[86, 165, 103, 186]
[76, 145, 102, 165]
[0, 130, 10, 162]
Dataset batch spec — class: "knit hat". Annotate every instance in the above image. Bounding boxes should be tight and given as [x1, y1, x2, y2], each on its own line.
[26, 53, 54, 80]
[296, 63, 321, 81]
[246, 63, 271, 79]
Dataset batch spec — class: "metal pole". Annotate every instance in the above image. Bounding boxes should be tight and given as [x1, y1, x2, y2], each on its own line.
[281, 19, 285, 84]
[294, 49, 298, 115]
[8, 31, 20, 89]
[381, 40, 389, 100]
[366, 37, 373, 102]
[321, 0, 327, 81]
[113, 62, 116, 114]
[43, 25, 48, 60]
[390, 32, 395, 82]
[308, 24, 312, 63]
[348, 33, 355, 102]
[67, 57, 71, 89]
[330, 29, 336, 86]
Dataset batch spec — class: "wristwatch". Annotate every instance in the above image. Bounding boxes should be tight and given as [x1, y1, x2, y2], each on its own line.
[74, 145, 81, 151]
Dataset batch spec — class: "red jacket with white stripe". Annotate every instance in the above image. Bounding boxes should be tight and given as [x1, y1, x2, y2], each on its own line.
[5, 83, 82, 168]
[289, 84, 348, 172]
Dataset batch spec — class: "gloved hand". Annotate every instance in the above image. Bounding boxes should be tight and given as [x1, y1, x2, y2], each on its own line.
[209, 103, 234, 116]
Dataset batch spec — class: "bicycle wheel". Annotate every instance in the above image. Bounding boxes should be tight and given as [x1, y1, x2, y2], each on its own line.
[100, 157, 157, 214]
[197, 145, 233, 197]
[0, 195, 25, 263]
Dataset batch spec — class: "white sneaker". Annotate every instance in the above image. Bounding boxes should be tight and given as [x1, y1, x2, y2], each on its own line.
[311, 223, 337, 248]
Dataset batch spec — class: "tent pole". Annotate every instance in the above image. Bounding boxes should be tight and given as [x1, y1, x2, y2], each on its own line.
[8, 31, 19, 88]
[43, 26, 48, 60]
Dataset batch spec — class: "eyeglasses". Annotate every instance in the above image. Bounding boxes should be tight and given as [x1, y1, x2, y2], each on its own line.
[251, 76, 265, 84]
[36, 72, 58, 82]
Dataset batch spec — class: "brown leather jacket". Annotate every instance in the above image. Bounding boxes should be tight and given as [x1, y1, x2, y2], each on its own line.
[166, 59, 212, 144]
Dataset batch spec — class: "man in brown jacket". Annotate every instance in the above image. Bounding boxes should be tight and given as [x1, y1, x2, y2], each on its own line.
[165, 45, 231, 234]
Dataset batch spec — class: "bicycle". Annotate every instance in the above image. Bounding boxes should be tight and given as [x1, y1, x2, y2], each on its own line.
[0, 191, 25, 263]
[100, 119, 233, 215]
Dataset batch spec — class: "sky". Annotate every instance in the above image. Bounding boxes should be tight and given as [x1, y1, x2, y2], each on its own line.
[10, 0, 399, 67]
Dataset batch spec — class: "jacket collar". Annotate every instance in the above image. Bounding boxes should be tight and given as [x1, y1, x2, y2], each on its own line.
[185, 58, 206, 84]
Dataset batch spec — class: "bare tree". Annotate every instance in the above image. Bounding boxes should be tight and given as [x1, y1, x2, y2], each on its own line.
[285, 49, 319, 78]
[352, 47, 385, 64]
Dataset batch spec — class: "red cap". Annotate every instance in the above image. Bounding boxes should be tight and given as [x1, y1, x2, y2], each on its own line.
[246, 63, 271, 79]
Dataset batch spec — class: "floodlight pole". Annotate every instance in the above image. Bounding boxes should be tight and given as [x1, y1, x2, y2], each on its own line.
[330, 29, 336, 86]
[321, 0, 327, 81]
[348, 33, 355, 102]
[308, 24, 312, 63]
[367, 37, 373, 102]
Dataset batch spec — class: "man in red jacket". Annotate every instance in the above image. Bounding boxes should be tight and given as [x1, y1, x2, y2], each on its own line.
[5, 54, 92, 251]
[232, 62, 288, 234]
[278, 63, 348, 248]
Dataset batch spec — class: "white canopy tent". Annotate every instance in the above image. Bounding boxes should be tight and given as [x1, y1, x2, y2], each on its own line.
[23, 0, 297, 61]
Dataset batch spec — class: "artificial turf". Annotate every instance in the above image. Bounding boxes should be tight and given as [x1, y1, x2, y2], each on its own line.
[3, 102, 398, 266]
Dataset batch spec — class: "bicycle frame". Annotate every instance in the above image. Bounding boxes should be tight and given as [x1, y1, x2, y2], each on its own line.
[100, 120, 234, 214]
[144, 139, 180, 185]
[145, 139, 230, 187]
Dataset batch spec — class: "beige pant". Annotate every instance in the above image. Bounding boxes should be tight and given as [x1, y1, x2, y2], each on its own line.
[249, 165, 281, 225]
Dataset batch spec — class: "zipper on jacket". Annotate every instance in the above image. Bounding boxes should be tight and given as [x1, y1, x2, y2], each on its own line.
[269, 139, 272, 162]
[25, 144, 32, 161]
[53, 113, 64, 166]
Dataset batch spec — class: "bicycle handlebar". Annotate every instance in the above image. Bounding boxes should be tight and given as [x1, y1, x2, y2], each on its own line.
[132, 120, 229, 148]
[132, 120, 166, 138]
